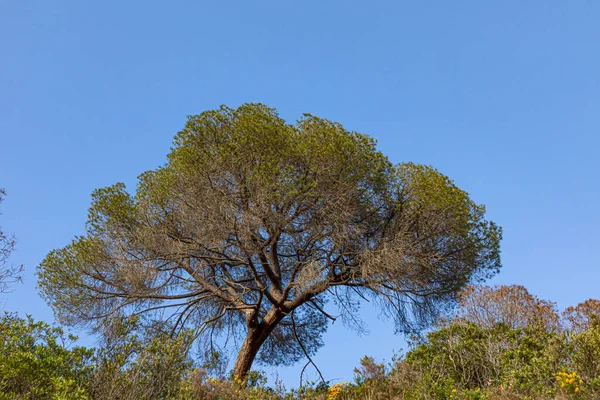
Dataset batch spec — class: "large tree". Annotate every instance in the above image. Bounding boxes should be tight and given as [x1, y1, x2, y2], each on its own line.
[37, 104, 501, 380]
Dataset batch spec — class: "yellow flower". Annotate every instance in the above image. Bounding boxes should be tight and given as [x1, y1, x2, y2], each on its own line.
[575, 387, 580, 392]
[327, 383, 347, 400]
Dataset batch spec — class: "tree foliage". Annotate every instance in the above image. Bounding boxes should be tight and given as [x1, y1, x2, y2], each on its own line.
[448, 284, 560, 332]
[37, 103, 501, 378]
[562, 299, 600, 333]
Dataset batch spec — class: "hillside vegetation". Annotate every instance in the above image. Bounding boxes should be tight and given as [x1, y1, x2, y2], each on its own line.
[2, 285, 600, 400]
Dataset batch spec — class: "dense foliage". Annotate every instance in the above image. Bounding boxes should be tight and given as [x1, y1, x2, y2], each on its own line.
[3, 285, 600, 399]
[0, 313, 93, 399]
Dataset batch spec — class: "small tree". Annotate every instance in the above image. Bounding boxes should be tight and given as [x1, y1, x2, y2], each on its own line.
[37, 104, 501, 380]
[0, 189, 23, 292]
[562, 299, 600, 333]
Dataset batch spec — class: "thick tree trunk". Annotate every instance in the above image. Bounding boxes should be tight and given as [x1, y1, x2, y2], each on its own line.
[232, 329, 264, 381]
[232, 311, 283, 382]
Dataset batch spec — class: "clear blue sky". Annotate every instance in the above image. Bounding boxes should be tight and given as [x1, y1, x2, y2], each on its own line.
[1, 0, 599, 387]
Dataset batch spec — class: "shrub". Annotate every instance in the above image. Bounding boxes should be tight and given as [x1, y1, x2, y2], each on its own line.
[0, 313, 93, 400]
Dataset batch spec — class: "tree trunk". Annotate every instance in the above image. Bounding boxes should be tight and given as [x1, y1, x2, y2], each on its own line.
[232, 312, 283, 382]
[232, 329, 264, 381]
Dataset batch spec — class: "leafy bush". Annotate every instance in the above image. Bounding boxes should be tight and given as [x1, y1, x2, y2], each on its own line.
[571, 321, 600, 388]
[90, 316, 194, 400]
[0, 313, 93, 399]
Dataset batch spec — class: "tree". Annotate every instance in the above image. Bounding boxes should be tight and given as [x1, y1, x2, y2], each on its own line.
[449, 285, 560, 332]
[37, 103, 501, 380]
[562, 299, 600, 333]
[0, 189, 23, 292]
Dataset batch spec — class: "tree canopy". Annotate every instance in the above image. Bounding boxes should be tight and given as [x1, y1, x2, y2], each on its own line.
[448, 284, 561, 332]
[37, 103, 501, 379]
[563, 299, 600, 333]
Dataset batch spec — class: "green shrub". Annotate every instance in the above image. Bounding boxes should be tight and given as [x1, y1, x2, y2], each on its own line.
[0, 313, 93, 399]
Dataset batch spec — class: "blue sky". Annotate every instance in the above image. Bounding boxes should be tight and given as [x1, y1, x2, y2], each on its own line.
[1, 0, 599, 387]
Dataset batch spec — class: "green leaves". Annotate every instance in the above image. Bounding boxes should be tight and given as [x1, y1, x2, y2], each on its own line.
[87, 183, 136, 236]
[0, 313, 93, 399]
[91, 316, 194, 399]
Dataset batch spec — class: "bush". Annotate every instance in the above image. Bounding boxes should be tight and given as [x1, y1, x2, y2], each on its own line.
[90, 316, 194, 400]
[571, 322, 600, 384]
[0, 312, 93, 399]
